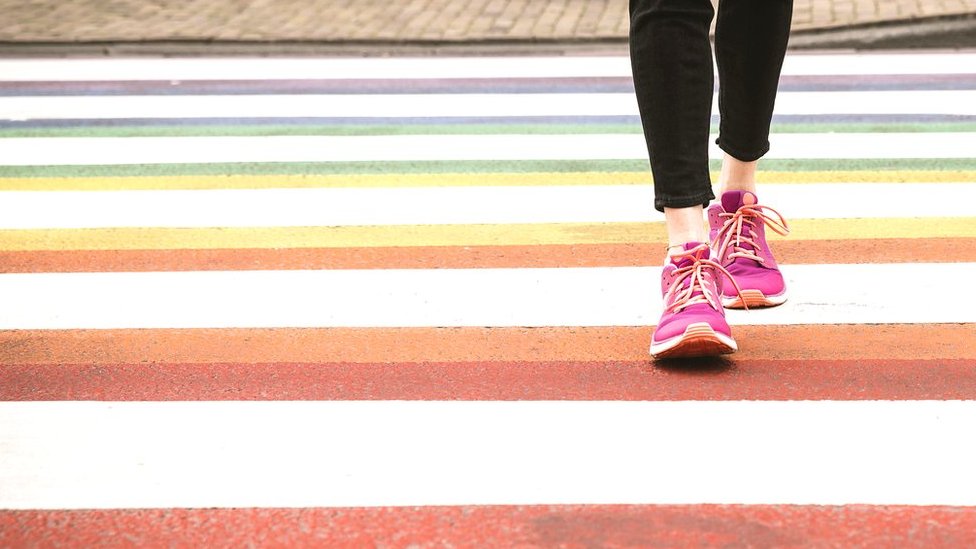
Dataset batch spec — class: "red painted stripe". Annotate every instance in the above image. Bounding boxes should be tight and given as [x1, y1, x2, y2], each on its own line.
[1, 239, 974, 273]
[3, 505, 975, 547]
[4, 359, 974, 401]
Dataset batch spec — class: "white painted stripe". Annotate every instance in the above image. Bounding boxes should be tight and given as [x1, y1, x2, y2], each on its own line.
[0, 263, 972, 329]
[2, 400, 975, 509]
[3, 91, 975, 120]
[2, 133, 975, 167]
[0, 57, 636, 82]
[781, 52, 976, 76]
[0, 93, 637, 120]
[0, 183, 972, 229]
[0, 53, 973, 81]
[774, 90, 976, 115]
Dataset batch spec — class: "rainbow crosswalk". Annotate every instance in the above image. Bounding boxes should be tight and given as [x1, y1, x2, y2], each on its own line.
[2, 51, 976, 546]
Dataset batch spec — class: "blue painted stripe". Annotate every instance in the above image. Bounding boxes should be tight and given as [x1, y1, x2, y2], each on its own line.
[3, 114, 976, 130]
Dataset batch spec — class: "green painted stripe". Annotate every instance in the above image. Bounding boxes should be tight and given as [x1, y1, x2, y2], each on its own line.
[4, 158, 976, 179]
[3, 122, 976, 138]
[7, 161, 650, 178]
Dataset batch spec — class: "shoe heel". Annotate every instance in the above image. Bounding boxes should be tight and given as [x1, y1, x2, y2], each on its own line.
[723, 289, 788, 309]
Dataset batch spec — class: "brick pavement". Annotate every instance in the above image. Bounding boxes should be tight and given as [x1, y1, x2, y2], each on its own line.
[0, 0, 973, 43]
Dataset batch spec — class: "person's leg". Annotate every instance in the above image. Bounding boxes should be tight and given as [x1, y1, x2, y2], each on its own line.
[629, 0, 716, 216]
[714, 0, 793, 190]
[630, 0, 738, 358]
[708, 0, 794, 309]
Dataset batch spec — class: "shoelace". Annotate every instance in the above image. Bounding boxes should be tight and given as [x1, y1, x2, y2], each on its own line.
[664, 244, 746, 313]
[714, 203, 790, 265]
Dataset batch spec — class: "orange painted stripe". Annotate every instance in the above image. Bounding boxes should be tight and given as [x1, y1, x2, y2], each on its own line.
[3, 506, 975, 548]
[0, 238, 971, 273]
[3, 324, 974, 365]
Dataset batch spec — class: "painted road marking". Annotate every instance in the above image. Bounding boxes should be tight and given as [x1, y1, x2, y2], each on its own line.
[3, 91, 975, 120]
[5, 357, 976, 402]
[2, 218, 973, 251]
[3, 133, 976, 166]
[4, 506, 975, 547]
[0, 263, 974, 328]
[4, 171, 976, 191]
[7, 159, 975, 178]
[2, 400, 976, 509]
[0, 183, 973, 229]
[3, 74, 975, 97]
[1, 53, 974, 81]
[3, 49, 976, 531]
[3, 237, 975, 273]
[3, 325, 973, 365]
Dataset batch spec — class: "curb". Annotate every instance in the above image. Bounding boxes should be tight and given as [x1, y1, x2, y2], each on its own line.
[789, 12, 976, 49]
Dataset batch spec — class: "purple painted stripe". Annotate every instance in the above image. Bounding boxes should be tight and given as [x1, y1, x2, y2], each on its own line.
[778, 73, 976, 92]
[0, 115, 641, 128]
[2, 114, 976, 129]
[1, 74, 974, 96]
[0, 77, 632, 96]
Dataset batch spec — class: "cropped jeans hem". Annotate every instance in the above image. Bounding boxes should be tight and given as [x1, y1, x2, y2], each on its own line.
[715, 137, 771, 163]
[654, 189, 715, 213]
[630, 0, 793, 208]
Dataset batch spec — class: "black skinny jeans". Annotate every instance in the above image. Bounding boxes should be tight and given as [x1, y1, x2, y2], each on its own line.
[629, 0, 793, 211]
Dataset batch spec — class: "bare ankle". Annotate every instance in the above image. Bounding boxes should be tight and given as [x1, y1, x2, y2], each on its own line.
[718, 152, 758, 195]
[666, 244, 687, 258]
[663, 205, 707, 254]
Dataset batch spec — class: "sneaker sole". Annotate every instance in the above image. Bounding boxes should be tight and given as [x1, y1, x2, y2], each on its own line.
[722, 289, 787, 309]
[650, 322, 738, 359]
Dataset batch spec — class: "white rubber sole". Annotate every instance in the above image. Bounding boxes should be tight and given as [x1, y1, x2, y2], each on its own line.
[650, 322, 738, 359]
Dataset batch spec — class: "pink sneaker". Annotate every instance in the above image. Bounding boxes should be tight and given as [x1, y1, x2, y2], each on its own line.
[650, 242, 744, 359]
[708, 191, 790, 309]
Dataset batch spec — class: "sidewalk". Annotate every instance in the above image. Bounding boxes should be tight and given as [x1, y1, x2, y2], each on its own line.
[0, 0, 973, 47]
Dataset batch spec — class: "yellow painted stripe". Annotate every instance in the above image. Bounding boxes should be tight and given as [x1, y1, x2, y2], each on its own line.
[2, 171, 976, 191]
[2, 218, 973, 251]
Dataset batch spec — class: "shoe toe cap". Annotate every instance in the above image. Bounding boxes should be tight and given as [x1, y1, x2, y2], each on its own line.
[653, 304, 732, 342]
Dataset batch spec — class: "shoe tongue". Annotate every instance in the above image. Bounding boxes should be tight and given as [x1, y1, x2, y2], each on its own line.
[721, 191, 762, 263]
[668, 243, 713, 303]
[721, 190, 757, 213]
[670, 242, 709, 268]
